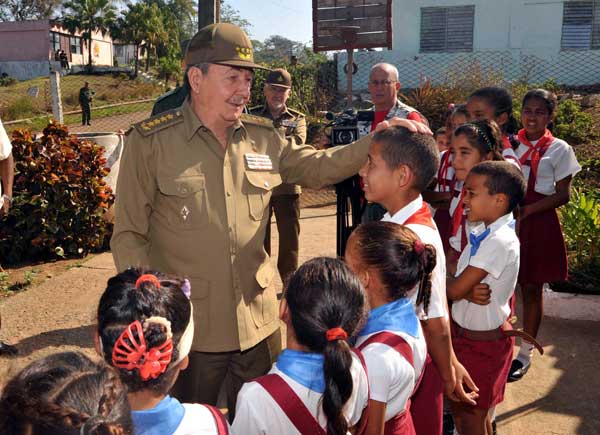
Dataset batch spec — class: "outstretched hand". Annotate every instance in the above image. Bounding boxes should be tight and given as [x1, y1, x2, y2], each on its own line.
[375, 117, 433, 135]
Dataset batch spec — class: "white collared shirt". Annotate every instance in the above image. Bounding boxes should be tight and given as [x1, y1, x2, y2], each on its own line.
[452, 213, 520, 331]
[381, 195, 448, 320]
[232, 353, 369, 435]
[515, 137, 581, 195]
[0, 118, 12, 198]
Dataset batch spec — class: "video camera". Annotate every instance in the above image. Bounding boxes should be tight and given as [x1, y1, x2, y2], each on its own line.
[325, 109, 374, 146]
[324, 109, 375, 256]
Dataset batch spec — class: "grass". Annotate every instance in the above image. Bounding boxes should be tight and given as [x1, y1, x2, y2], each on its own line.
[0, 73, 164, 125]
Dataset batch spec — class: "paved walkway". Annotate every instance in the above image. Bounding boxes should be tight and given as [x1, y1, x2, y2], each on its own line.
[0, 206, 598, 434]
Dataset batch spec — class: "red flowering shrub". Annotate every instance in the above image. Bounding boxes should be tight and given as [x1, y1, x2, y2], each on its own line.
[0, 122, 114, 264]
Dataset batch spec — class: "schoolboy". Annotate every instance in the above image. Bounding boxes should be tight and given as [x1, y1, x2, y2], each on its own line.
[446, 161, 527, 435]
[359, 126, 478, 435]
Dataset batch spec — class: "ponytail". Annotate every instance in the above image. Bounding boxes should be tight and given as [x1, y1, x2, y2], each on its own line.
[322, 339, 354, 435]
[415, 243, 437, 316]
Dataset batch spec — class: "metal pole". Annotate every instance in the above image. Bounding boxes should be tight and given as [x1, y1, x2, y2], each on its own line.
[346, 48, 353, 108]
[198, 0, 219, 31]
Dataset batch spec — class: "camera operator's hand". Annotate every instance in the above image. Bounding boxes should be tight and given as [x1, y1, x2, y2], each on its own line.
[375, 118, 432, 135]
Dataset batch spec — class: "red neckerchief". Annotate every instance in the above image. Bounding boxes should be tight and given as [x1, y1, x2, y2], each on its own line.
[450, 188, 467, 250]
[501, 135, 513, 150]
[517, 129, 554, 183]
[371, 110, 388, 131]
[404, 201, 437, 230]
[437, 151, 455, 192]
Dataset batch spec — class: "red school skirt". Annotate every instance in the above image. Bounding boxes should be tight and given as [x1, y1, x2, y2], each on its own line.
[518, 190, 568, 284]
[451, 323, 514, 410]
[434, 208, 452, 254]
[409, 354, 443, 435]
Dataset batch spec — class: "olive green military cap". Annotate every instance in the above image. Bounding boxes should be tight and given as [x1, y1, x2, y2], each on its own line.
[186, 22, 267, 70]
[266, 68, 292, 88]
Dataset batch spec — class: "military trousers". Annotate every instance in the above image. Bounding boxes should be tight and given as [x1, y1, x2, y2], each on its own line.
[171, 328, 281, 422]
[264, 194, 301, 284]
[81, 104, 91, 125]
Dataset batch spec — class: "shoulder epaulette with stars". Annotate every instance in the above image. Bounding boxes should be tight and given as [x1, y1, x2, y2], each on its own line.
[248, 105, 265, 114]
[240, 113, 276, 129]
[133, 109, 183, 136]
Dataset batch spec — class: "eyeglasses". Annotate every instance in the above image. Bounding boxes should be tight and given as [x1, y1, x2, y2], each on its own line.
[369, 80, 397, 86]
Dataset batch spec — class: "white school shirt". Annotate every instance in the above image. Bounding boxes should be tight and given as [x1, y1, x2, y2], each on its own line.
[381, 195, 448, 320]
[174, 404, 229, 434]
[232, 353, 369, 435]
[515, 137, 581, 195]
[0, 118, 12, 198]
[355, 329, 427, 421]
[452, 213, 520, 331]
[435, 151, 455, 193]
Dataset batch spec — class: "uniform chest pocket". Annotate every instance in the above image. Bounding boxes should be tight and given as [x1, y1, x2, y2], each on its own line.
[244, 171, 282, 221]
[156, 176, 209, 229]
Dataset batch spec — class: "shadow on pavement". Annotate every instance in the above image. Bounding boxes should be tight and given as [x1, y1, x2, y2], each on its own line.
[13, 324, 96, 358]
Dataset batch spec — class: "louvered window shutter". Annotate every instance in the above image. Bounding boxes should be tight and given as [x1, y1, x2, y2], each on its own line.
[561, 1, 600, 49]
[421, 6, 474, 53]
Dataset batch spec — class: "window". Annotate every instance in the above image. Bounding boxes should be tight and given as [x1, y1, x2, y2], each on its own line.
[561, 1, 600, 50]
[50, 32, 60, 52]
[420, 5, 475, 53]
[70, 36, 81, 54]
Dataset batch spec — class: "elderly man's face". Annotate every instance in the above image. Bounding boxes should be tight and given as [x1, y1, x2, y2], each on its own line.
[264, 84, 291, 112]
[368, 68, 400, 109]
[191, 64, 253, 123]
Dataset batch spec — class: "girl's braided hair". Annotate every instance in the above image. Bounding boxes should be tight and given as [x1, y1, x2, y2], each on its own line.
[0, 351, 132, 435]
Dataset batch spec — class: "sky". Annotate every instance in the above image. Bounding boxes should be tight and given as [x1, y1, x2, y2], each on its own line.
[227, 0, 314, 44]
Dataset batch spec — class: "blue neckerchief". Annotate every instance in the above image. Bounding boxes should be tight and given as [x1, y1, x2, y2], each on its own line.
[131, 395, 185, 435]
[276, 349, 325, 394]
[469, 227, 491, 257]
[358, 298, 420, 338]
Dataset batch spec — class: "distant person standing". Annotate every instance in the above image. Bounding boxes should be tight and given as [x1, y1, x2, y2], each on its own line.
[79, 81, 94, 126]
[0, 117, 16, 356]
[59, 50, 69, 70]
[250, 68, 307, 283]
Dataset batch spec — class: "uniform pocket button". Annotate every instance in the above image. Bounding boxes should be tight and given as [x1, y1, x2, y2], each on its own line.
[264, 181, 269, 188]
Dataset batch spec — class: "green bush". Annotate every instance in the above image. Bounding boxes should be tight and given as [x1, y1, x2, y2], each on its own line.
[0, 122, 114, 265]
[553, 99, 594, 144]
[4, 96, 40, 121]
[560, 189, 600, 268]
[0, 74, 17, 87]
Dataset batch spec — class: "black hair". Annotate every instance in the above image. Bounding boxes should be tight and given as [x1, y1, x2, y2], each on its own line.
[372, 126, 440, 191]
[284, 257, 367, 435]
[469, 161, 526, 212]
[0, 351, 132, 435]
[453, 119, 505, 161]
[350, 222, 436, 314]
[469, 87, 519, 148]
[97, 267, 192, 394]
[522, 88, 558, 131]
[446, 103, 469, 132]
[435, 127, 447, 137]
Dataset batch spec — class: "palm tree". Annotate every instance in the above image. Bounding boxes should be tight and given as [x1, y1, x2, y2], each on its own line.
[111, 3, 147, 76]
[63, 0, 117, 70]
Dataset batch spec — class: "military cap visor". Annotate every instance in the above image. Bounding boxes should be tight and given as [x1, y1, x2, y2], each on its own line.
[186, 23, 269, 70]
[266, 68, 292, 88]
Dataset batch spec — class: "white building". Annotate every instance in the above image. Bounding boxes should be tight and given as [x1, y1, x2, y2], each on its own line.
[339, 0, 600, 90]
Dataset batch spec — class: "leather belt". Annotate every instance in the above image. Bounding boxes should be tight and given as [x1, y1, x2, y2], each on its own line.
[453, 321, 544, 355]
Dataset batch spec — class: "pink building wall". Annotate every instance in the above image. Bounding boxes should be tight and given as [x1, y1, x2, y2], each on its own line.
[0, 20, 50, 61]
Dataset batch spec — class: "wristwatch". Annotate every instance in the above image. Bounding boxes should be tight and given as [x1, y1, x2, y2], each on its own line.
[1, 194, 11, 204]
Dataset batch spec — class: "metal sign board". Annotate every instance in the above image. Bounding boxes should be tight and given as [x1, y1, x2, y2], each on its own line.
[313, 0, 393, 52]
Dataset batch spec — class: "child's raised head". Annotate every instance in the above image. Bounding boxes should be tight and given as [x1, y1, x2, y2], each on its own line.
[464, 161, 526, 225]
[467, 87, 519, 143]
[359, 126, 440, 213]
[96, 268, 193, 398]
[435, 127, 448, 152]
[345, 221, 436, 314]
[451, 120, 504, 181]
[521, 88, 557, 140]
[0, 351, 132, 435]
[282, 257, 366, 435]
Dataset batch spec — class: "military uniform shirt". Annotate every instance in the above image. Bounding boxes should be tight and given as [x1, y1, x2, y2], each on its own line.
[249, 105, 307, 196]
[111, 100, 371, 352]
[151, 84, 190, 117]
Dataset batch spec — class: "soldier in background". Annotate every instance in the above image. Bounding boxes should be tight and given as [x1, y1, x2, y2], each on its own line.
[250, 68, 307, 283]
[78, 81, 94, 126]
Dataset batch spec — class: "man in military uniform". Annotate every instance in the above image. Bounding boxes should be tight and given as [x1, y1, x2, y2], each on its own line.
[250, 68, 306, 283]
[78, 81, 94, 126]
[111, 22, 428, 417]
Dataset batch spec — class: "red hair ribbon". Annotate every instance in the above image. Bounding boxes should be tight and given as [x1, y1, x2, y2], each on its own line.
[135, 274, 161, 290]
[111, 320, 173, 381]
[413, 240, 425, 255]
[326, 327, 348, 342]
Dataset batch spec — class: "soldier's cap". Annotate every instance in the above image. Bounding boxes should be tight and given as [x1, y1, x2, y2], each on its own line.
[266, 68, 292, 89]
[185, 23, 268, 70]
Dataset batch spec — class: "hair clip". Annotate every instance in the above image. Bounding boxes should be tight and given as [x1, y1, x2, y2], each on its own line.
[326, 327, 348, 341]
[112, 320, 173, 381]
[181, 279, 191, 299]
[135, 274, 161, 290]
[414, 240, 425, 255]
